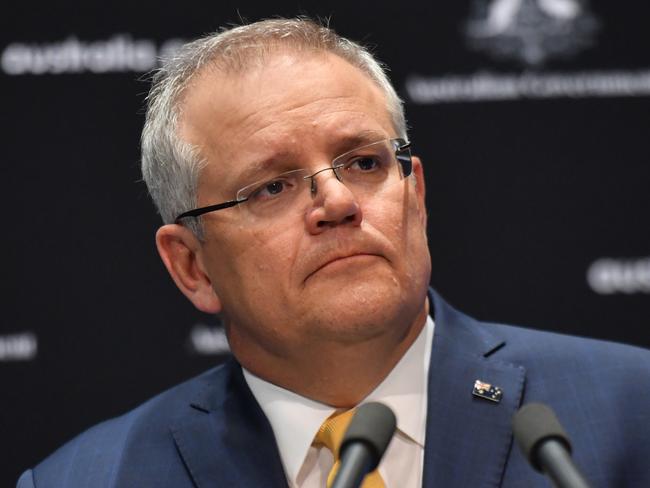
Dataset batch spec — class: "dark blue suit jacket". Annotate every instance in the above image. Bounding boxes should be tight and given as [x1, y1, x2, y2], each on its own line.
[18, 290, 650, 487]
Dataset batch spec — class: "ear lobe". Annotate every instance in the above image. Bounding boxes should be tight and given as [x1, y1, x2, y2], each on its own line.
[155, 224, 222, 314]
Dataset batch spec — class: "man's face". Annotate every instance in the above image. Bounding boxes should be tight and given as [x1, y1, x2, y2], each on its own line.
[178, 51, 431, 366]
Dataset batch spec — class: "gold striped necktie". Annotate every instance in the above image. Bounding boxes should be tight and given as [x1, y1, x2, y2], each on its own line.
[314, 409, 386, 488]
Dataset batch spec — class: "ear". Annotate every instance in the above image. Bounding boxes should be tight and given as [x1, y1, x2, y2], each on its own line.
[155, 224, 222, 314]
[411, 155, 427, 227]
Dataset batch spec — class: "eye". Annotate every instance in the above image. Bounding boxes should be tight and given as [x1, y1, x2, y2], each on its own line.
[348, 156, 380, 172]
[249, 177, 294, 201]
[265, 181, 285, 195]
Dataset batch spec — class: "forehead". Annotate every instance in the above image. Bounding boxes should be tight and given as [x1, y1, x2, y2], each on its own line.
[178, 51, 394, 195]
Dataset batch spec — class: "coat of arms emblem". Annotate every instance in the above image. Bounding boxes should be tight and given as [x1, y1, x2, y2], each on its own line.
[465, 0, 600, 67]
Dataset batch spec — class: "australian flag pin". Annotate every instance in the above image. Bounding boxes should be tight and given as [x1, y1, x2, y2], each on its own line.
[472, 379, 503, 403]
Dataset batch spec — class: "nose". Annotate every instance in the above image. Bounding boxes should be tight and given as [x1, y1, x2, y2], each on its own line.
[305, 172, 363, 235]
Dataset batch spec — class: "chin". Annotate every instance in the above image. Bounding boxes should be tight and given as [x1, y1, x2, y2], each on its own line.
[301, 277, 414, 339]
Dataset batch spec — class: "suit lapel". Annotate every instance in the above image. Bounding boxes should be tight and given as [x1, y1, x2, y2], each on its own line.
[171, 361, 288, 488]
[423, 291, 526, 487]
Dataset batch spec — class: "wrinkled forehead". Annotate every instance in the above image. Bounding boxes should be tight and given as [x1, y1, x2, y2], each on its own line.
[177, 49, 392, 166]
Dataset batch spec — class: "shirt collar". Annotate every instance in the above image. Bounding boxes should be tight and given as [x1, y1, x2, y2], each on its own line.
[243, 315, 434, 485]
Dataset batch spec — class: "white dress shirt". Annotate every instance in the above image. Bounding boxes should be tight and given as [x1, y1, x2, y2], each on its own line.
[243, 316, 434, 488]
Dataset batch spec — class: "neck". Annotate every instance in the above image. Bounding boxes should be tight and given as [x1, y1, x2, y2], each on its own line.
[232, 303, 429, 407]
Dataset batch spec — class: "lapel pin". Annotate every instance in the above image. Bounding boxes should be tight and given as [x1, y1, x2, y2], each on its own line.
[472, 379, 503, 403]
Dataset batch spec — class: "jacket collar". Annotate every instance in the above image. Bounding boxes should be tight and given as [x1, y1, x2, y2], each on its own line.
[171, 361, 289, 488]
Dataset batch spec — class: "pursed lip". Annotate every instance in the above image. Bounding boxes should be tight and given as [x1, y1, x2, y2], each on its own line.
[304, 251, 383, 282]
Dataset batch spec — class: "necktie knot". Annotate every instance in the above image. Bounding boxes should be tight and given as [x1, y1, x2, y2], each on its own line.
[314, 409, 386, 488]
[314, 409, 356, 458]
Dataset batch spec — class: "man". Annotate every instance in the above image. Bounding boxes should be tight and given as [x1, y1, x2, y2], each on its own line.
[18, 17, 650, 488]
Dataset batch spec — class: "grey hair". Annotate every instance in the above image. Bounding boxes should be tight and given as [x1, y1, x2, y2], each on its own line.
[141, 17, 407, 238]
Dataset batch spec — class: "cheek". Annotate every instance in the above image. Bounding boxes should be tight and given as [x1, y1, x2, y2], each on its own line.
[365, 185, 430, 282]
[366, 184, 424, 239]
[230, 226, 298, 287]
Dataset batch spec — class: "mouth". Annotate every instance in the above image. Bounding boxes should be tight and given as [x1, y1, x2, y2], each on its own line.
[305, 253, 383, 282]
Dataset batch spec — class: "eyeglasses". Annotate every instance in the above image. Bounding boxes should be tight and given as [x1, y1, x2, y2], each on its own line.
[175, 138, 412, 223]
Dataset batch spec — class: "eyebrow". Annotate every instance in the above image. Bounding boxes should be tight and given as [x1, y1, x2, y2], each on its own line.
[232, 152, 295, 189]
[331, 130, 388, 155]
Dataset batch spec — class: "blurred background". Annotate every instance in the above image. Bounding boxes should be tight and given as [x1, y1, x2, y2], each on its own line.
[2, 1, 649, 485]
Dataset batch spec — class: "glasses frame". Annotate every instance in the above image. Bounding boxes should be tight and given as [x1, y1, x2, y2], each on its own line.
[174, 138, 412, 223]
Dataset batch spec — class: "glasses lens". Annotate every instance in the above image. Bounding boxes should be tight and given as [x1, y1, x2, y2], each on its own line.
[236, 168, 308, 219]
[334, 139, 407, 194]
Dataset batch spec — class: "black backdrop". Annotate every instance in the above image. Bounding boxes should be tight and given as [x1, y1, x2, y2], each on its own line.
[2, 1, 649, 485]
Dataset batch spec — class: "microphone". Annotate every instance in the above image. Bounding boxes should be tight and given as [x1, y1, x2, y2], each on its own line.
[331, 402, 397, 488]
[512, 403, 592, 488]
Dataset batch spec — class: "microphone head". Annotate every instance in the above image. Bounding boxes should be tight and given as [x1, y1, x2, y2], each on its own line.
[340, 402, 397, 470]
[512, 403, 572, 471]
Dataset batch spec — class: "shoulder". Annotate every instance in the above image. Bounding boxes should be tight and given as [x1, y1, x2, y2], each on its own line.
[485, 321, 650, 483]
[26, 361, 237, 487]
[474, 312, 650, 393]
[431, 288, 650, 376]
[486, 319, 650, 379]
[431, 288, 650, 411]
[431, 290, 650, 482]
